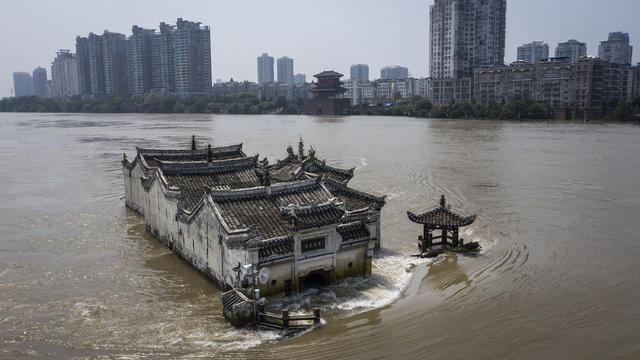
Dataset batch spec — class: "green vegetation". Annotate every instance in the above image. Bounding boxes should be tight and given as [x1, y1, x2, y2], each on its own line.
[0, 93, 303, 115]
[367, 96, 555, 120]
[2, 93, 639, 121]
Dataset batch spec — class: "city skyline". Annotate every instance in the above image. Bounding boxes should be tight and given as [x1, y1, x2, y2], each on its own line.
[1, 0, 639, 98]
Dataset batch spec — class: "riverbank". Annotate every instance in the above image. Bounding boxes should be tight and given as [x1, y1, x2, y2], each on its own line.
[2, 93, 639, 121]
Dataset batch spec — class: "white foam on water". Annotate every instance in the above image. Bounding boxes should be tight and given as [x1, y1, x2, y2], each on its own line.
[185, 328, 281, 351]
[267, 250, 432, 315]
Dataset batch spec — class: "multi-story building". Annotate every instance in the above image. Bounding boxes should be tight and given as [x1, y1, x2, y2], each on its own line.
[575, 56, 633, 110]
[12, 72, 34, 97]
[555, 39, 587, 64]
[598, 32, 633, 65]
[76, 33, 108, 96]
[294, 73, 306, 85]
[51, 50, 80, 99]
[474, 58, 575, 107]
[75, 36, 93, 96]
[380, 66, 408, 80]
[257, 53, 274, 84]
[633, 65, 640, 99]
[474, 56, 634, 110]
[76, 31, 127, 97]
[151, 22, 175, 94]
[350, 64, 369, 81]
[212, 80, 259, 96]
[517, 41, 549, 64]
[32, 67, 48, 97]
[342, 79, 376, 105]
[277, 56, 294, 84]
[420, 78, 431, 98]
[128, 26, 155, 95]
[102, 31, 128, 96]
[375, 81, 392, 100]
[172, 18, 212, 97]
[429, 0, 507, 105]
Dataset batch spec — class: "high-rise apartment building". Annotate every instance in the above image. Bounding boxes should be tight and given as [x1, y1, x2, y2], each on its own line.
[128, 26, 155, 95]
[75, 18, 211, 97]
[517, 41, 549, 64]
[75, 36, 93, 96]
[77, 32, 122, 97]
[380, 66, 409, 80]
[32, 67, 48, 97]
[294, 73, 306, 85]
[12, 72, 34, 97]
[51, 50, 80, 99]
[350, 64, 369, 81]
[429, 0, 507, 105]
[172, 18, 212, 96]
[102, 31, 128, 95]
[277, 56, 294, 84]
[257, 53, 274, 84]
[151, 22, 176, 94]
[598, 32, 633, 65]
[555, 39, 587, 64]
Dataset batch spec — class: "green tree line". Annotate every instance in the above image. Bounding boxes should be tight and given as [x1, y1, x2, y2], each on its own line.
[0, 93, 303, 115]
[2, 93, 639, 121]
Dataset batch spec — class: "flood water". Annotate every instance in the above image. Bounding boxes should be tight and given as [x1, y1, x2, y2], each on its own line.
[1, 113, 639, 359]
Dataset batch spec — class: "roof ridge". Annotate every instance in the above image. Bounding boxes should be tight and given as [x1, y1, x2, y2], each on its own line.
[208, 178, 319, 201]
[323, 177, 386, 202]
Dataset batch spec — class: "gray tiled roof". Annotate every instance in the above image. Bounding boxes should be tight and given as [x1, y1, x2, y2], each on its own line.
[160, 157, 263, 212]
[407, 195, 476, 229]
[337, 223, 370, 242]
[322, 178, 386, 211]
[137, 144, 245, 169]
[211, 180, 342, 240]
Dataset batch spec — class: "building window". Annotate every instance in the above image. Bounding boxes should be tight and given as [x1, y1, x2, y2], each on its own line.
[301, 237, 325, 253]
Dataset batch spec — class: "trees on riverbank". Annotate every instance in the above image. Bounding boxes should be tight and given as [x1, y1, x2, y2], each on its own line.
[371, 96, 554, 120]
[2, 93, 639, 121]
[0, 93, 302, 115]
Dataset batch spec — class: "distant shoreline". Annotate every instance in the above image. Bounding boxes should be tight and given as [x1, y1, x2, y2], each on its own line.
[1, 93, 638, 121]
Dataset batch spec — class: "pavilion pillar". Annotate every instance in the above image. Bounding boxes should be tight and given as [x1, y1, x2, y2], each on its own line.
[442, 228, 448, 246]
[452, 228, 459, 247]
[423, 225, 432, 249]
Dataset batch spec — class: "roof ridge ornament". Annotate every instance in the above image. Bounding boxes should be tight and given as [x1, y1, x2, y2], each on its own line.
[207, 144, 213, 163]
[298, 137, 304, 161]
[191, 135, 196, 151]
[440, 194, 446, 208]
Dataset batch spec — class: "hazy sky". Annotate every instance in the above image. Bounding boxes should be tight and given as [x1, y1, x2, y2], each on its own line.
[1, 0, 639, 98]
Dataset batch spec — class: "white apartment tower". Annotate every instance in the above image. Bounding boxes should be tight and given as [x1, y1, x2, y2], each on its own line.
[555, 39, 587, 64]
[257, 53, 274, 84]
[429, 0, 507, 105]
[277, 56, 294, 84]
[51, 50, 80, 98]
[598, 32, 633, 65]
[517, 41, 549, 64]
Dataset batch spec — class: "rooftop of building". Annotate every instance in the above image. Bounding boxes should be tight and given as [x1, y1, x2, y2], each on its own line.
[314, 71, 344, 78]
[127, 137, 385, 241]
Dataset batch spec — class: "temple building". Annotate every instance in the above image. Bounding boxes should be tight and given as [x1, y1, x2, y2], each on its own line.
[122, 138, 385, 296]
[304, 71, 351, 115]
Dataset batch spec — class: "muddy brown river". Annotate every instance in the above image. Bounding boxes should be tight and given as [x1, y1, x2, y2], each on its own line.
[1, 113, 639, 359]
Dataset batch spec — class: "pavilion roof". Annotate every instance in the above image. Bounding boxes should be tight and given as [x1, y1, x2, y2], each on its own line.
[407, 195, 476, 229]
[313, 70, 343, 78]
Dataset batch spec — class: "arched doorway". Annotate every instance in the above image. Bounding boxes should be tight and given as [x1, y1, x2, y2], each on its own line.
[299, 269, 330, 291]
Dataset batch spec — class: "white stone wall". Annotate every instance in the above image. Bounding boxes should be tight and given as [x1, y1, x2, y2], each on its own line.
[123, 158, 383, 296]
